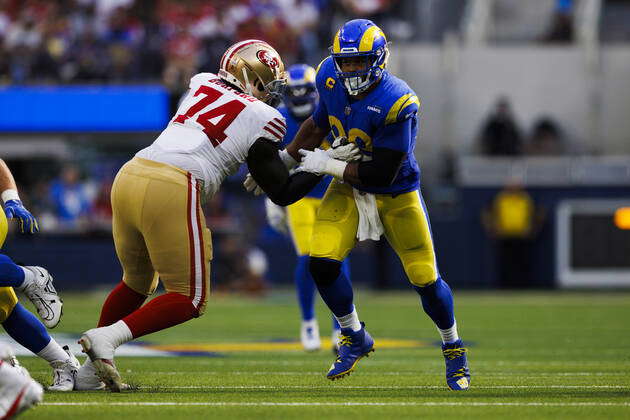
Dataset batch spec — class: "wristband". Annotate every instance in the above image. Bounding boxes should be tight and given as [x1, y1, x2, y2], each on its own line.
[1, 189, 19, 203]
[279, 149, 298, 169]
[324, 159, 348, 179]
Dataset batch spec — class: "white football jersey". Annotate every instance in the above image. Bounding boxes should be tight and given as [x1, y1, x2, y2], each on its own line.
[136, 72, 286, 197]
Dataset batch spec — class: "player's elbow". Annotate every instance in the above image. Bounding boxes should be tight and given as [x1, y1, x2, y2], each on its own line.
[267, 192, 295, 207]
[358, 166, 399, 187]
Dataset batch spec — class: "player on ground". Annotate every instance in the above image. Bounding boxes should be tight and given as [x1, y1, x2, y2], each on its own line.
[0, 343, 44, 419]
[75, 40, 360, 392]
[282, 20, 471, 389]
[264, 64, 352, 351]
[0, 160, 78, 392]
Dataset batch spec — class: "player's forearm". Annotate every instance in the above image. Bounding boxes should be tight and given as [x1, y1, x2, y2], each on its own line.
[341, 148, 404, 188]
[268, 172, 324, 206]
[285, 117, 329, 162]
[0, 159, 18, 199]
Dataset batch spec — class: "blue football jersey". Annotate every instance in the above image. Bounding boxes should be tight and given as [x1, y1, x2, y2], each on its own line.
[312, 57, 420, 195]
[278, 106, 332, 199]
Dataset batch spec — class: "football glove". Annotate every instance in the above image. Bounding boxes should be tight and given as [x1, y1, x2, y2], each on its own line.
[326, 137, 362, 162]
[265, 198, 288, 235]
[243, 173, 264, 196]
[4, 199, 39, 234]
[298, 148, 347, 178]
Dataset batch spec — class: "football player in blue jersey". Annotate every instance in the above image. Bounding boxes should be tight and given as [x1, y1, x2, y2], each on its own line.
[282, 20, 471, 390]
[265, 64, 351, 351]
[0, 159, 79, 391]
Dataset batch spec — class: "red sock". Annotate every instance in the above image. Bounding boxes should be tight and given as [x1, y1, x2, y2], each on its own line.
[122, 292, 198, 339]
[97, 282, 147, 327]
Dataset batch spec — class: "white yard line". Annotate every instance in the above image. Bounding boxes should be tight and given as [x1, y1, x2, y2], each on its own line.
[40, 402, 630, 407]
[137, 385, 629, 390]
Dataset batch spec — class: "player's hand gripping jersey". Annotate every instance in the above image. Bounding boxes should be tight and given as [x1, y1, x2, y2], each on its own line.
[137, 73, 287, 197]
[312, 57, 420, 195]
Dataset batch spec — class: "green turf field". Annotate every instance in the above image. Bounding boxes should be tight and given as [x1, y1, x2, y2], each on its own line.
[16, 289, 630, 419]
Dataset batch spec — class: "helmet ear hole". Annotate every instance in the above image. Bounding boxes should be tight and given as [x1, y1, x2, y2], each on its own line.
[256, 80, 264, 92]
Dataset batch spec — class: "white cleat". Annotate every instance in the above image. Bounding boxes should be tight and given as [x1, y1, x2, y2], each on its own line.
[0, 358, 44, 419]
[18, 266, 63, 328]
[331, 328, 342, 352]
[74, 358, 106, 391]
[47, 346, 80, 392]
[300, 319, 321, 352]
[78, 329, 127, 392]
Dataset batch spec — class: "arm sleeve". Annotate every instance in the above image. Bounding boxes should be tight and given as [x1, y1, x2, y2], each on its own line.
[356, 147, 405, 188]
[247, 138, 324, 206]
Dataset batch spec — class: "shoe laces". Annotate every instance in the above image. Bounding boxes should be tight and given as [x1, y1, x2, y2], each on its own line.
[339, 335, 353, 347]
[443, 347, 467, 360]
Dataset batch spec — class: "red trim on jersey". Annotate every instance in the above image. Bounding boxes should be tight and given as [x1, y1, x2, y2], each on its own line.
[194, 184, 207, 308]
[264, 126, 283, 140]
[4, 386, 27, 420]
[267, 120, 286, 135]
[186, 173, 196, 299]
[273, 118, 287, 129]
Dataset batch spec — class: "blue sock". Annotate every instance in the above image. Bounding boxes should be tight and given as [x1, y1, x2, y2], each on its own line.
[310, 257, 354, 318]
[330, 259, 351, 329]
[2, 303, 51, 353]
[414, 277, 455, 330]
[0, 254, 25, 288]
[295, 255, 316, 321]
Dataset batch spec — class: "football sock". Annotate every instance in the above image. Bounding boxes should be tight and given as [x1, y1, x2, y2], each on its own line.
[36, 338, 69, 363]
[336, 308, 361, 332]
[97, 281, 147, 327]
[310, 257, 354, 318]
[2, 303, 50, 353]
[414, 277, 456, 331]
[295, 255, 316, 321]
[122, 292, 197, 339]
[437, 321, 460, 344]
[0, 255, 25, 288]
[96, 320, 133, 349]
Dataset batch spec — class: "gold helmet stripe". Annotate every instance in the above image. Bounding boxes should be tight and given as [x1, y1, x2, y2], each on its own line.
[332, 31, 341, 54]
[359, 25, 385, 52]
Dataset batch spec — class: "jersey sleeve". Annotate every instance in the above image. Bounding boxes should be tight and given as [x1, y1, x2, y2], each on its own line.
[372, 117, 413, 152]
[384, 92, 420, 125]
[254, 106, 287, 143]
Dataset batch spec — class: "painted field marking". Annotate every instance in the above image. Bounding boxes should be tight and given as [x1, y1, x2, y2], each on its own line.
[40, 402, 630, 407]
[137, 385, 629, 390]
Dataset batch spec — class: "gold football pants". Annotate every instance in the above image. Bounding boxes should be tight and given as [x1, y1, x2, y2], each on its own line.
[0, 287, 18, 322]
[287, 197, 323, 256]
[111, 158, 211, 314]
[310, 180, 438, 287]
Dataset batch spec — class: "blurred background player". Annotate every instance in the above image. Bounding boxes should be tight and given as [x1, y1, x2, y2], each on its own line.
[265, 64, 350, 351]
[0, 160, 78, 392]
[0, 343, 44, 419]
[75, 40, 360, 392]
[288, 19, 470, 390]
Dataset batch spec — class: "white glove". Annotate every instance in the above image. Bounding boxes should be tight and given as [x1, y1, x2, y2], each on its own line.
[298, 148, 348, 178]
[243, 173, 264, 195]
[326, 137, 362, 162]
[265, 198, 289, 235]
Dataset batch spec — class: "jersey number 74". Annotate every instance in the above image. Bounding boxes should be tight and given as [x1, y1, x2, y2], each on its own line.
[174, 86, 246, 147]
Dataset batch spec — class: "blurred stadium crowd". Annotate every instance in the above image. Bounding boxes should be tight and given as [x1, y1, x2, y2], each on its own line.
[0, 0, 413, 88]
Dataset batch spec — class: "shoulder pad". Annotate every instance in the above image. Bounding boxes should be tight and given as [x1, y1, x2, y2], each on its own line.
[315, 57, 337, 92]
[384, 92, 420, 125]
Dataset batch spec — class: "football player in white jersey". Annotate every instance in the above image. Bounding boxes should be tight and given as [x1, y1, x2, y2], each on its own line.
[75, 39, 359, 392]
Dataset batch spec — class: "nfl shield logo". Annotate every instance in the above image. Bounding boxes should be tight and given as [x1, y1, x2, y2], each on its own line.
[344, 106, 351, 116]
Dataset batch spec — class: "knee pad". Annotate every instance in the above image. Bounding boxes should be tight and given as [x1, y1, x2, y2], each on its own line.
[309, 257, 342, 287]
[406, 261, 438, 287]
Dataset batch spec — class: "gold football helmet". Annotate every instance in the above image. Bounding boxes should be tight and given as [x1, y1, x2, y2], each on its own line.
[219, 39, 286, 107]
